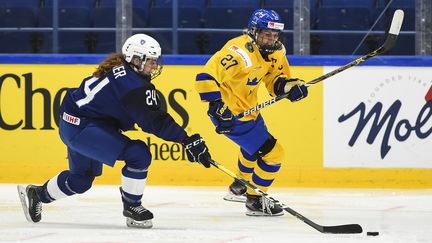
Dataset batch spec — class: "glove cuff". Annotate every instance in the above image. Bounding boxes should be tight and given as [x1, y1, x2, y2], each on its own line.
[179, 135, 188, 144]
[284, 78, 305, 93]
[274, 77, 305, 96]
[209, 99, 223, 106]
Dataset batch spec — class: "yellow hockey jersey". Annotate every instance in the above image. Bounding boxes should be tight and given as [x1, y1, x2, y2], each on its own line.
[195, 34, 292, 121]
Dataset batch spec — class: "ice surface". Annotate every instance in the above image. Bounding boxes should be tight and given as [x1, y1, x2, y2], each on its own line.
[1, 184, 431, 243]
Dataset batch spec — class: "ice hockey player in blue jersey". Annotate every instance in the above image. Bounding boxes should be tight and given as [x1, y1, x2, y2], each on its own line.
[17, 34, 212, 229]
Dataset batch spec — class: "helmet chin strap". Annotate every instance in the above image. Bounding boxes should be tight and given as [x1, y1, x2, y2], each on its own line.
[129, 56, 147, 72]
[127, 59, 152, 81]
[130, 63, 141, 72]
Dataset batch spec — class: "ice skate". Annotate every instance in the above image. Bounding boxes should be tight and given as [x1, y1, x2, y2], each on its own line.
[245, 194, 284, 216]
[123, 203, 154, 228]
[17, 185, 43, 222]
[223, 180, 247, 203]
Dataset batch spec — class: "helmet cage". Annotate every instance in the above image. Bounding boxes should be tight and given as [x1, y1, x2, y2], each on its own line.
[147, 58, 163, 80]
[249, 28, 283, 55]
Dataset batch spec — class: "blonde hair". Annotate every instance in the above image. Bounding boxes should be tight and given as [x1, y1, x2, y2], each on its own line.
[93, 53, 125, 78]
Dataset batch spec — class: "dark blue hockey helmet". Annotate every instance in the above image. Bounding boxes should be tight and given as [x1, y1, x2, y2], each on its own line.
[247, 9, 284, 55]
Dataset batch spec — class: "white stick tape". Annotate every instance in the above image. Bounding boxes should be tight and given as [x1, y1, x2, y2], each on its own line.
[389, 9, 404, 36]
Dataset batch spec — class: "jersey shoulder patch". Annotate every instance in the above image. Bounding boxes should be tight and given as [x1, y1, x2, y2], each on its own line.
[228, 44, 252, 68]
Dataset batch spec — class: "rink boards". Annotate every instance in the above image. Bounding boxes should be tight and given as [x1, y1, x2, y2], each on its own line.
[0, 55, 431, 188]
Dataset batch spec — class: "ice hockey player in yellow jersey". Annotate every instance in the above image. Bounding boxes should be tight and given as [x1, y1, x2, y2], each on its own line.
[195, 9, 309, 216]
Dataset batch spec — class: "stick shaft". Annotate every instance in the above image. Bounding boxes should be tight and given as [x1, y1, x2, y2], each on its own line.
[236, 27, 401, 119]
[306, 47, 383, 87]
[236, 47, 383, 119]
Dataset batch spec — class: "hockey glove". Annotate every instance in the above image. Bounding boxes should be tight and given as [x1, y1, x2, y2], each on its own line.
[274, 77, 308, 102]
[207, 99, 235, 134]
[182, 134, 211, 168]
[287, 84, 308, 102]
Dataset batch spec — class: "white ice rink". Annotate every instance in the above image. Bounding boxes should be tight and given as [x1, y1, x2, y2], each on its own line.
[1, 184, 431, 243]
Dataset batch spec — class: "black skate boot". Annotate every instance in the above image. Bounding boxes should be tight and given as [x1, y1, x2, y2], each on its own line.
[123, 203, 154, 228]
[17, 185, 43, 222]
[223, 179, 247, 203]
[245, 194, 284, 216]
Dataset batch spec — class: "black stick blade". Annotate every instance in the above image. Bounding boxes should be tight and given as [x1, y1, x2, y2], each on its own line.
[382, 9, 404, 52]
[322, 224, 363, 234]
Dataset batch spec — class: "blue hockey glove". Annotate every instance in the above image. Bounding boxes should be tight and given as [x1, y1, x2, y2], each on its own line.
[274, 77, 308, 102]
[287, 84, 308, 102]
[182, 134, 211, 168]
[207, 99, 235, 134]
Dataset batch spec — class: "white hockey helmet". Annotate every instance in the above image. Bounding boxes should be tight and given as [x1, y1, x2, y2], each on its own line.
[122, 34, 163, 79]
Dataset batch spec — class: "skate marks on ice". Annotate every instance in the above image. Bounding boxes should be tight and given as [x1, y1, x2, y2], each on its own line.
[1, 184, 432, 242]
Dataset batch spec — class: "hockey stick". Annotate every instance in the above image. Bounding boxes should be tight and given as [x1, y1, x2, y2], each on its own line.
[208, 158, 363, 234]
[236, 9, 404, 119]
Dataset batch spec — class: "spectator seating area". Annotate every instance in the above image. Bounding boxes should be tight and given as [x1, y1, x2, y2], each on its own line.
[0, 0, 415, 55]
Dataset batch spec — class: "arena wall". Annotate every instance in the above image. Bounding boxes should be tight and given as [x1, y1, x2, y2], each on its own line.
[0, 55, 431, 188]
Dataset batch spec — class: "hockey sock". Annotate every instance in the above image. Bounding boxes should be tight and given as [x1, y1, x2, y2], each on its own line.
[248, 159, 281, 195]
[45, 170, 95, 202]
[120, 166, 148, 206]
[45, 171, 73, 201]
[237, 149, 257, 182]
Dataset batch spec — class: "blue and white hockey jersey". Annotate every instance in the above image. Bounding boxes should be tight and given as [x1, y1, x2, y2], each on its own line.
[60, 63, 187, 143]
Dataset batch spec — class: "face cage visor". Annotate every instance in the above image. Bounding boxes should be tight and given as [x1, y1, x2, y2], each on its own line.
[133, 55, 163, 80]
[250, 28, 283, 55]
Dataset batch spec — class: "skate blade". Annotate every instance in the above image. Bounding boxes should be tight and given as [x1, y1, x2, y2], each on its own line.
[126, 217, 153, 229]
[245, 209, 284, 217]
[223, 191, 246, 203]
[17, 185, 33, 222]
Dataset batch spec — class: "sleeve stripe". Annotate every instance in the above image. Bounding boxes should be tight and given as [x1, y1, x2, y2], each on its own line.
[196, 72, 215, 81]
[196, 73, 220, 87]
[199, 91, 221, 101]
